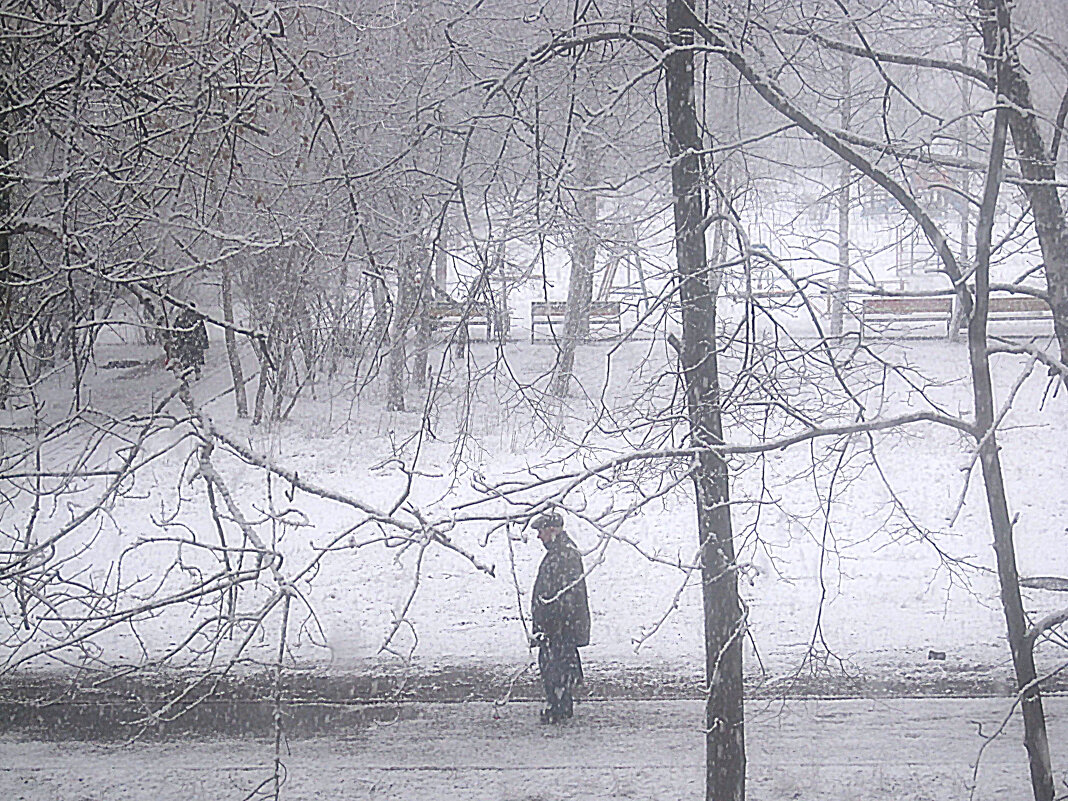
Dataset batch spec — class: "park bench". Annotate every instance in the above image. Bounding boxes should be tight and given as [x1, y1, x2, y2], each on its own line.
[726, 288, 802, 304]
[530, 300, 623, 342]
[985, 294, 1050, 322]
[428, 300, 493, 340]
[859, 293, 1050, 340]
[860, 296, 953, 336]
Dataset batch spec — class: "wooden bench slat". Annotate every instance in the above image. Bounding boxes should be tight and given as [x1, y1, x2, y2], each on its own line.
[858, 293, 1050, 340]
[530, 300, 623, 341]
[426, 300, 494, 340]
[531, 300, 621, 316]
[986, 296, 1048, 314]
[863, 297, 952, 315]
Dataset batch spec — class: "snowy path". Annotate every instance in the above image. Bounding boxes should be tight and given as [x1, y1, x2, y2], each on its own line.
[2, 697, 1065, 800]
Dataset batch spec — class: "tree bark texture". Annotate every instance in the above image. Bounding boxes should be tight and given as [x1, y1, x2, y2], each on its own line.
[372, 274, 390, 359]
[0, 122, 10, 408]
[569, 132, 598, 343]
[666, 3, 745, 800]
[220, 270, 248, 418]
[972, 11, 1054, 797]
[252, 356, 269, 426]
[550, 258, 593, 396]
[684, 7, 1050, 798]
[434, 230, 449, 291]
[551, 134, 598, 397]
[978, 0, 1068, 370]
[491, 241, 511, 343]
[386, 266, 412, 412]
[413, 248, 432, 389]
[0, 129, 8, 314]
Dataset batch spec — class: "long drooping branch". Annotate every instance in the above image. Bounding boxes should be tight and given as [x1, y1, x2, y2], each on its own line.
[456, 409, 978, 524]
[777, 27, 993, 89]
[206, 419, 496, 577]
[680, 15, 973, 315]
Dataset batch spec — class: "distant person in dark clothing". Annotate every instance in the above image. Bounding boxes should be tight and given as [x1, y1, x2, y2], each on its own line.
[172, 303, 209, 379]
[530, 511, 591, 724]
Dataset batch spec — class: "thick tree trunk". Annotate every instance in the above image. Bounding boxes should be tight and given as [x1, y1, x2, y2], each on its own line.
[971, 15, 1055, 797]
[386, 268, 411, 412]
[434, 229, 449, 291]
[977, 0, 1068, 370]
[493, 246, 512, 344]
[270, 351, 290, 422]
[551, 135, 597, 397]
[684, 7, 1049, 797]
[413, 249, 432, 389]
[970, 256, 1055, 801]
[0, 128, 10, 407]
[0, 130, 8, 315]
[220, 270, 248, 418]
[570, 139, 598, 343]
[372, 274, 389, 357]
[666, 3, 744, 800]
[550, 251, 593, 396]
[252, 363, 269, 426]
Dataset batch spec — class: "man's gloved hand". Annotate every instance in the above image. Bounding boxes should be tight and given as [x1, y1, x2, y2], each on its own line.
[529, 632, 548, 649]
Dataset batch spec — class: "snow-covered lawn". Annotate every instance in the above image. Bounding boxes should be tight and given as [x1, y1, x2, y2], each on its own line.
[3, 332, 1066, 689]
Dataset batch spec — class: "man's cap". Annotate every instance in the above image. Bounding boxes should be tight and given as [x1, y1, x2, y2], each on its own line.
[531, 511, 563, 530]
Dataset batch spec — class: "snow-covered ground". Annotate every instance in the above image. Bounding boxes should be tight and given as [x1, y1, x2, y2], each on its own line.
[2, 326, 1066, 690]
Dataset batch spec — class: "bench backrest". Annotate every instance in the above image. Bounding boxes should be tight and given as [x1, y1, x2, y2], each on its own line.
[531, 300, 621, 317]
[428, 300, 488, 320]
[987, 295, 1048, 314]
[861, 294, 1048, 317]
[862, 296, 952, 315]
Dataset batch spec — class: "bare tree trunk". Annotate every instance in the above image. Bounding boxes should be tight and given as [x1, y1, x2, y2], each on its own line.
[686, 8, 1050, 797]
[978, 0, 1068, 371]
[949, 210, 970, 341]
[949, 35, 972, 344]
[386, 267, 410, 412]
[972, 15, 1054, 797]
[0, 129, 8, 315]
[372, 274, 389, 354]
[270, 351, 290, 422]
[434, 226, 449, 291]
[830, 63, 851, 337]
[220, 269, 248, 418]
[666, 3, 744, 800]
[413, 249, 432, 388]
[252, 363, 269, 426]
[0, 123, 13, 410]
[492, 242, 512, 344]
[0, 126, 10, 408]
[549, 253, 593, 397]
[571, 139, 597, 342]
[329, 242, 350, 378]
[551, 134, 597, 397]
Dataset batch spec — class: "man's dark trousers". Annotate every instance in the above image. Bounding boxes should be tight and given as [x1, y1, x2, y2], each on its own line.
[538, 641, 582, 721]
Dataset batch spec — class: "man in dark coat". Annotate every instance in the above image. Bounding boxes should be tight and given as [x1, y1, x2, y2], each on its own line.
[172, 303, 209, 379]
[530, 511, 590, 724]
